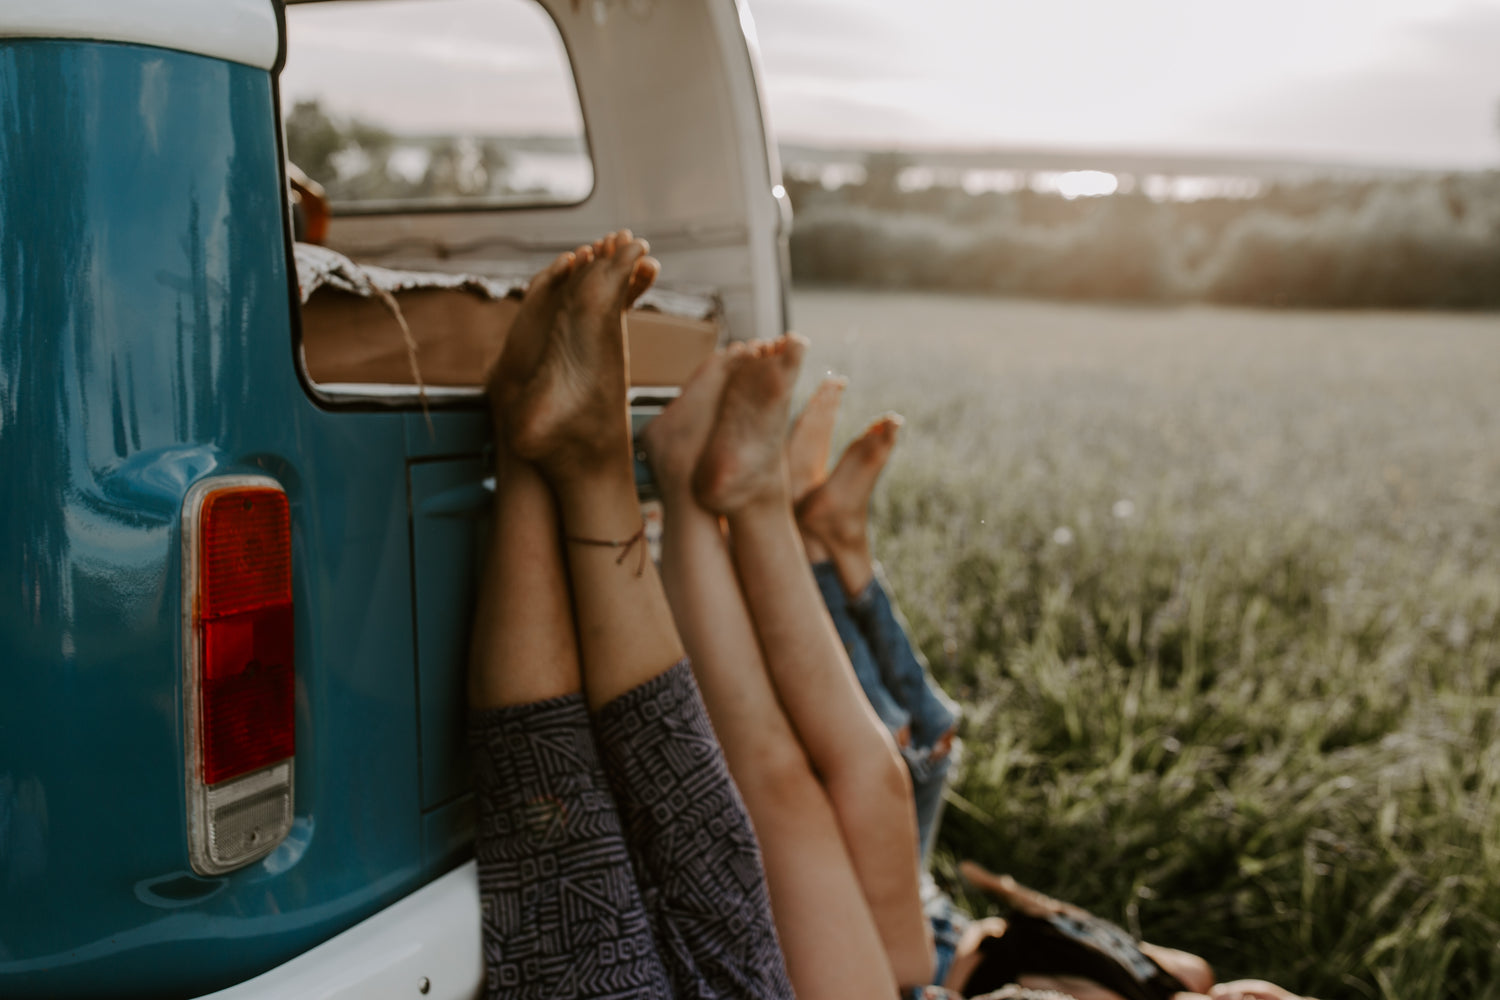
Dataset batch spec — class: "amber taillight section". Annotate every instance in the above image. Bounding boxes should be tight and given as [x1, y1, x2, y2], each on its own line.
[196, 488, 294, 785]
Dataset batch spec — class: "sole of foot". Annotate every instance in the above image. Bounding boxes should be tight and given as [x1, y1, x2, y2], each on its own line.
[638, 346, 740, 496]
[501, 230, 658, 478]
[787, 374, 849, 502]
[692, 334, 807, 514]
[484, 245, 590, 420]
[795, 413, 902, 550]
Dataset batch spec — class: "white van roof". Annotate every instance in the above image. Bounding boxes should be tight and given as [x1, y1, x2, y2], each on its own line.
[0, 0, 279, 70]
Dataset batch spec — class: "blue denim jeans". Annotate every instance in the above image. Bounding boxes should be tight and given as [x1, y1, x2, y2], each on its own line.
[848, 566, 959, 749]
[814, 561, 911, 733]
[813, 561, 960, 861]
[923, 870, 968, 988]
[905, 744, 954, 864]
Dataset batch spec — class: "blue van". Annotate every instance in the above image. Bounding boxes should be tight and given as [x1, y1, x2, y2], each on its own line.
[0, 1, 789, 995]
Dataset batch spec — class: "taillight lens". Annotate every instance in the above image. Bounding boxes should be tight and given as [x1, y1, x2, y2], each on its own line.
[198, 488, 294, 784]
[183, 477, 296, 874]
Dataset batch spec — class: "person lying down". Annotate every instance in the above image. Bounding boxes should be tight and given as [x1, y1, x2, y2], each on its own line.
[468, 229, 1310, 1000]
[755, 371, 1311, 1000]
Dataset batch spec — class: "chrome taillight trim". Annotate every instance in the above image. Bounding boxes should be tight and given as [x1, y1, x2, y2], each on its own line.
[181, 474, 296, 876]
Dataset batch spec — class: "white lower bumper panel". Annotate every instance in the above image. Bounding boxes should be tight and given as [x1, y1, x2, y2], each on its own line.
[197, 861, 483, 1000]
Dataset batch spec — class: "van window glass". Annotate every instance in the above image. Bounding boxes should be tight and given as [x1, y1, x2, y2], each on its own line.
[281, 0, 591, 211]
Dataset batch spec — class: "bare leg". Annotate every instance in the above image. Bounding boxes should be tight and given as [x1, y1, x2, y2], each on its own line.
[470, 246, 587, 711]
[641, 349, 901, 1000]
[799, 417, 960, 760]
[790, 395, 923, 756]
[694, 338, 935, 988]
[502, 233, 792, 999]
[496, 230, 683, 707]
[795, 411, 909, 746]
[468, 451, 578, 709]
[468, 248, 672, 999]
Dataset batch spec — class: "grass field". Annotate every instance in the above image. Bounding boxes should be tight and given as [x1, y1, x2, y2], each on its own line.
[789, 290, 1500, 1000]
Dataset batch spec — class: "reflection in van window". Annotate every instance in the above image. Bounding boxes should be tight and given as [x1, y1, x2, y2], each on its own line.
[281, 0, 591, 210]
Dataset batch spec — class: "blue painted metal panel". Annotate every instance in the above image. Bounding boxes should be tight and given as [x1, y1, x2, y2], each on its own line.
[422, 794, 476, 878]
[408, 456, 488, 811]
[403, 409, 490, 460]
[0, 41, 427, 997]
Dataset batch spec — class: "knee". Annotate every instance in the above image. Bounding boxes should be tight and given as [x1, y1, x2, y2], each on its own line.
[866, 735, 915, 807]
[829, 734, 913, 824]
[736, 729, 828, 814]
[879, 745, 915, 805]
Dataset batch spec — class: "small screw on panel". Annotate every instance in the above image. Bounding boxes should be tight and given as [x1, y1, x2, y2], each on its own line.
[418, 977, 431, 995]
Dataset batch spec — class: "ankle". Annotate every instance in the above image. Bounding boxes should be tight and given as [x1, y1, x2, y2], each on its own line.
[724, 492, 797, 543]
[552, 454, 635, 503]
[832, 550, 875, 598]
[558, 500, 647, 549]
[799, 508, 870, 560]
[654, 479, 703, 515]
[800, 528, 831, 563]
[730, 480, 793, 519]
[643, 457, 698, 502]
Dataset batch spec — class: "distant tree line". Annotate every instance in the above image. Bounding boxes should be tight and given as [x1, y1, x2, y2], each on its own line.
[786, 154, 1500, 310]
[284, 99, 520, 204]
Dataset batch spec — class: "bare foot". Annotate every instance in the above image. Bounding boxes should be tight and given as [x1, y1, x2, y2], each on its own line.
[787, 374, 848, 502]
[484, 244, 590, 431]
[593, 230, 659, 308]
[794, 413, 901, 593]
[496, 230, 659, 482]
[638, 345, 739, 498]
[692, 335, 807, 514]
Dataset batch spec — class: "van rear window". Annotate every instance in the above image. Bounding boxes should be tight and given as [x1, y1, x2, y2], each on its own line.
[281, 0, 592, 213]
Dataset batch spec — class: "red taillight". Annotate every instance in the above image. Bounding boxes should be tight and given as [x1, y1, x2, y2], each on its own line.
[196, 488, 295, 785]
[183, 477, 296, 875]
[201, 487, 291, 616]
[200, 606, 295, 784]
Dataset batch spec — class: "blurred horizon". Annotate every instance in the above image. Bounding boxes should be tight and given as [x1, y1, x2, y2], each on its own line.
[282, 0, 1500, 311]
[752, 0, 1500, 172]
[282, 0, 1500, 173]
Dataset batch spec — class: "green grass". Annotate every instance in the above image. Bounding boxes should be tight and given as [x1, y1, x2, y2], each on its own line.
[790, 290, 1500, 1000]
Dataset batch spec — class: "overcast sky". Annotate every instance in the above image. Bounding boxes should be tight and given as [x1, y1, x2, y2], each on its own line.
[282, 0, 1500, 170]
[750, 0, 1500, 168]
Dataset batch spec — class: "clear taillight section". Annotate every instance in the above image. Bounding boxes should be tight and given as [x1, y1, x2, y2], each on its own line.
[183, 476, 296, 875]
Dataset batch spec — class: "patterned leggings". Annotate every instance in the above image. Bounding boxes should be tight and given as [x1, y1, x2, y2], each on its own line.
[470, 660, 795, 1000]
